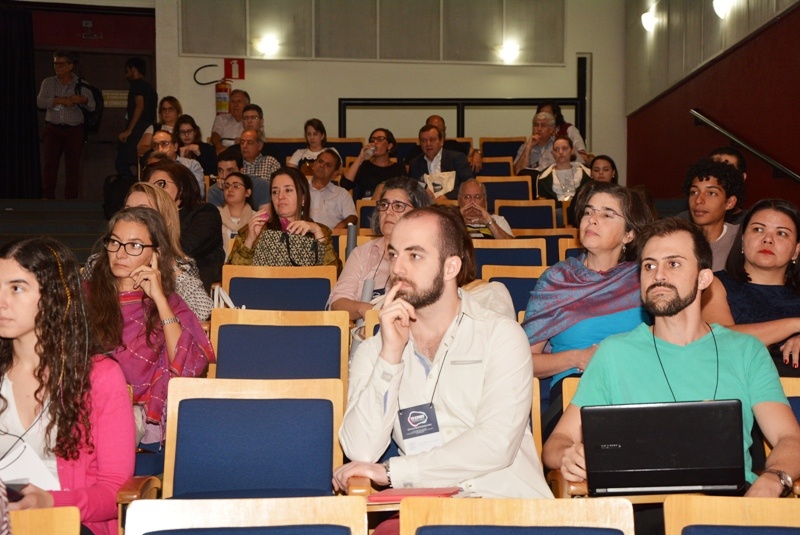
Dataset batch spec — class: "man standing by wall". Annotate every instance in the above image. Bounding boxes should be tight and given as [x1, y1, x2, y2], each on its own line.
[116, 57, 157, 177]
[37, 51, 95, 199]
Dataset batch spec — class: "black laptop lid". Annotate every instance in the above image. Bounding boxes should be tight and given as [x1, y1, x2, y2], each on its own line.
[581, 399, 745, 495]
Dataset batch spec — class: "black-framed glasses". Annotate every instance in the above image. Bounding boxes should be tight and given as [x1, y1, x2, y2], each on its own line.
[104, 238, 155, 256]
[153, 179, 176, 189]
[376, 200, 413, 213]
[178, 129, 195, 136]
[160, 106, 176, 113]
[152, 140, 173, 149]
[459, 194, 485, 202]
[368, 136, 388, 143]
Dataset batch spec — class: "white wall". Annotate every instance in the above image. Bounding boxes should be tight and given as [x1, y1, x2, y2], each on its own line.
[155, 0, 627, 180]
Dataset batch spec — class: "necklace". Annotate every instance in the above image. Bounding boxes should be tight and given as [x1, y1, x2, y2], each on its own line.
[651, 323, 719, 402]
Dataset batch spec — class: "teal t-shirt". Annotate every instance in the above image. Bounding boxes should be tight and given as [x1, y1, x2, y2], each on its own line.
[572, 323, 787, 483]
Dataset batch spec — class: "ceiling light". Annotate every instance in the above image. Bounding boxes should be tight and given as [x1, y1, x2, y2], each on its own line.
[641, 6, 657, 32]
[498, 41, 520, 64]
[254, 35, 279, 57]
[713, 0, 734, 19]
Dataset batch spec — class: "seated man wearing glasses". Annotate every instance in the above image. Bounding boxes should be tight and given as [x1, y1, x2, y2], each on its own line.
[239, 128, 280, 182]
[150, 130, 205, 197]
[458, 179, 514, 239]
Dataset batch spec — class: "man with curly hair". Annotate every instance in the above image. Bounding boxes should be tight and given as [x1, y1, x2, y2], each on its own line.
[682, 157, 746, 271]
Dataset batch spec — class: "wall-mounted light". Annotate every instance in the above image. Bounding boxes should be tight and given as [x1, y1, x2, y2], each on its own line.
[254, 35, 280, 57]
[497, 40, 520, 64]
[641, 6, 657, 32]
[713, 0, 734, 19]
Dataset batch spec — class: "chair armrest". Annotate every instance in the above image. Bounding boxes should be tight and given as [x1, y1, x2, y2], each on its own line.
[117, 475, 162, 505]
[794, 479, 800, 497]
[546, 469, 588, 498]
[346, 476, 373, 497]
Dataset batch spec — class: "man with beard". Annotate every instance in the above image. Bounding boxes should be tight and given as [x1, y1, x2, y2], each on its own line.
[334, 206, 552, 509]
[543, 218, 800, 498]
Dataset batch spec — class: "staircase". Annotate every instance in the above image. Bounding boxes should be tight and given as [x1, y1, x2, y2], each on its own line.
[0, 199, 107, 264]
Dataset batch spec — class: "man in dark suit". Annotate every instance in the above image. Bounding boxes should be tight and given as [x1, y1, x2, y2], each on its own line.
[408, 124, 474, 201]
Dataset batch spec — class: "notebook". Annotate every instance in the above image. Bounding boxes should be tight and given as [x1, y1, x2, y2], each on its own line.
[581, 399, 746, 496]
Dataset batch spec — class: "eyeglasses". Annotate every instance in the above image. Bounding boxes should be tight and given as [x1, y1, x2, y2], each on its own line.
[178, 129, 195, 136]
[152, 141, 173, 149]
[459, 194, 485, 202]
[376, 200, 413, 213]
[240, 139, 258, 146]
[242, 114, 261, 121]
[53, 61, 71, 67]
[160, 106, 176, 112]
[223, 182, 245, 190]
[582, 207, 623, 221]
[104, 238, 155, 256]
[153, 179, 176, 189]
[368, 136, 388, 143]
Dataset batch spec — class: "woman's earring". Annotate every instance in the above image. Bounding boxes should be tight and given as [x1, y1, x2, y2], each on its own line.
[622, 243, 627, 254]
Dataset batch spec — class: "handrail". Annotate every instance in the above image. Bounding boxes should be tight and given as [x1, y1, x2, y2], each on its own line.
[690, 108, 800, 184]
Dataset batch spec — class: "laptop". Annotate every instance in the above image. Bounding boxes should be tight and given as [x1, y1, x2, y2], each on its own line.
[581, 399, 746, 496]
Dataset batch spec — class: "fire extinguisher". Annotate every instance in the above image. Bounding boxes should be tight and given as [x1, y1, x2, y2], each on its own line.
[215, 79, 232, 115]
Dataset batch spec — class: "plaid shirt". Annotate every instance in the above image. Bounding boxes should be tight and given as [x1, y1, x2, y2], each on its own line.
[243, 154, 280, 180]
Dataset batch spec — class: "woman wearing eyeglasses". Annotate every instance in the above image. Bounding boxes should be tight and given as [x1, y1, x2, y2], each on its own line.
[228, 167, 339, 268]
[175, 114, 217, 176]
[141, 160, 224, 292]
[136, 96, 182, 159]
[218, 172, 255, 253]
[328, 176, 431, 321]
[340, 128, 406, 200]
[86, 207, 214, 465]
[522, 182, 653, 437]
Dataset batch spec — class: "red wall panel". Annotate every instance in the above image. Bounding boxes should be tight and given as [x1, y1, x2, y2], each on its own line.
[32, 9, 154, 51]
[627, 6, 800, 208]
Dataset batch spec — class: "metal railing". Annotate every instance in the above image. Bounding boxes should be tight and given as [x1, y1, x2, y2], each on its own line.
[691, 108, 800, 184]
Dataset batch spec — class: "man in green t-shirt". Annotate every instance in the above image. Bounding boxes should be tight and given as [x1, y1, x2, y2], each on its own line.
[543, 217, 800, 497]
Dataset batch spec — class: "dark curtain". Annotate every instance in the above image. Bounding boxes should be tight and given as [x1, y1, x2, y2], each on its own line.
[0, 2, 40, 198]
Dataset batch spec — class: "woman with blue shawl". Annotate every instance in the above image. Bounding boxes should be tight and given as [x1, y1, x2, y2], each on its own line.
[523, 182, 654, 436]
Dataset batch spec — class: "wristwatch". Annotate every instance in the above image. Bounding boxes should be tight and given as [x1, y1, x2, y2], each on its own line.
[382, 460, 392, 488]
[762, 469, 794, 497]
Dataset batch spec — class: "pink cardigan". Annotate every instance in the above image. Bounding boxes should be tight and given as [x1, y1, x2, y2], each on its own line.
[51, 355, 135, 535]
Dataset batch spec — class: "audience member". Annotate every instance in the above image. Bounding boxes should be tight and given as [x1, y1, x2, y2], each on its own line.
[0, 237, 134, 535]
[535, 136, 591, 201]
[588, 155, 618, 184]
[210, 88, 249, 153]
[309, 148, 357, 229]
[536, 102, 589, 164]
[228, 167, 338, 268]
[142, 161, 224, 290]
[233, 104, 284, 160]
[543, 217, 800, 498]
[408, 124, 473, 201]
[207, 148, 271, 210]
[136, 96, 182, 158]
[37, 50, 95, 199]
[218, 172, 256, 254]
[150, 130, 205, 196]
[239, 128, 281, 181]
[403, 115, 483, 172]
[340, 127, 406, 199]
[288, 118, 328, 174]
[87, 207, 213, 455]
[702, 198, 800, 376]
[457, 179, 514, 239]
[328, 176, 431, 321]
[711, 146, 748, 224]
[523, 182, 653, 436]
[116, 57, 157, 177]
[175, 114, 217, 176]
[333, 206, 553, 523]
[513, 112, 557, 176]
[683, 158, 745, 271]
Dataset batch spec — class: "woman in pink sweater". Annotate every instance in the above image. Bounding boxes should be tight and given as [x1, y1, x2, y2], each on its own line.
[0, 237, 134, 535]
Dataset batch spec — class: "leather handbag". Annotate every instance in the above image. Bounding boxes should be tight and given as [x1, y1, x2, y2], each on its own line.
[251, 229, 322, 266]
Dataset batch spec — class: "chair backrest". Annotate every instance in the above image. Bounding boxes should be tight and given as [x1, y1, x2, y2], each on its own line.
[451, 137, 473, 155]
[163, 377, 344, 499]
[477, 176, 533, 213]
[764, 377, 800, 456]
[480, 136, 526, 159]
[559, 237, 584, 262]
[393, 137, 419, 163]
[532, 377, 543, 461]
[326, 137, 366, 160]
[125, 496, 367, 535]
[561, 376, 581, 410]
[356, 199, 377, 229]
[482, 264, 548, 315]
[663, 495, 800, 535]
[476, 156, 515, 177]
[222, 265, 337, 311]
[495, 199, 557, 229]
[338, 234, 375, 264]
[210, 308, 350, 382]
[512, 228, 579, 265]
[472, 238, 546, 277]
[264, 137, 308, 164]
[364, 308, 381, 339]
[399, 496, 635, 535]
[10, 507, 80, 535]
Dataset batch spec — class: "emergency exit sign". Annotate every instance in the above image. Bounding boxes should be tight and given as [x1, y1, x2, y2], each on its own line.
[224, 59, 245, 80]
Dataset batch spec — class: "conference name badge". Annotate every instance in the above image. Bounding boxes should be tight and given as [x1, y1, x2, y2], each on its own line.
[398, 403, 444, 455]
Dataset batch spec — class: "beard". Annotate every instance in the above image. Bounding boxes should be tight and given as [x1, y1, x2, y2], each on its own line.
[391, 264, 445, 310]
[643, 281, 698, 317]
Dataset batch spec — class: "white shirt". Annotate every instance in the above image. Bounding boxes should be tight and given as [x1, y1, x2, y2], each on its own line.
[176, 156, 206, 197]
[211, 114, 243, 147]
[308, 180, 356, 229]
[340, 290, 552, 499]
[425, 149, 443, 175]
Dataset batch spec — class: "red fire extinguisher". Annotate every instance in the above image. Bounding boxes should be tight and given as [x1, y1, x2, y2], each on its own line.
[215, 79, 232, 115]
